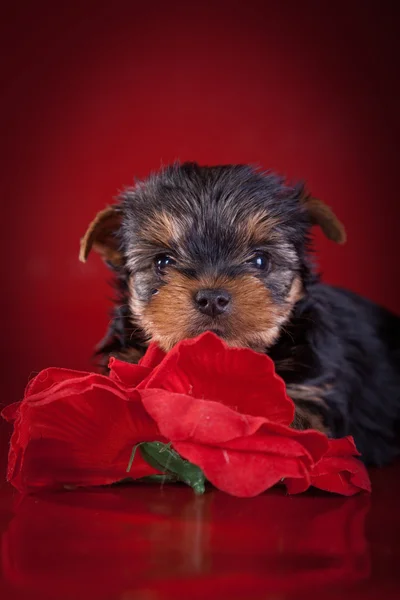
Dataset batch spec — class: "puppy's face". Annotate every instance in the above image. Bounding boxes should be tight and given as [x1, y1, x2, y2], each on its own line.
[123, 206, 304, 352]
[80, 164, 345, 352]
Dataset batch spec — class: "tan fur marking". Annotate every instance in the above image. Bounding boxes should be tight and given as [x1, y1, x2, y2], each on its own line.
[274, 357, 297, 372]
[109, 347, 144, 364]
[129, 283, 143, 318]
[245, 276, 303, 350]
[287, 276, 304, 304]
[301, 194, 346, 244]
[291, 406, 329, 434]
[238, 212, 280, 245]
[286, 384, 329, 408]
[141, 212, 185, 247]
[131, 272, 303, 352]
[287, 383, 331, 434]
[79, 206, 122, 265]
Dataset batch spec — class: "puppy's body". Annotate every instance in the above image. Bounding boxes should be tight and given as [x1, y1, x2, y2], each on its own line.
[80, 163, 400, 466]
[270, 284, 400, 465]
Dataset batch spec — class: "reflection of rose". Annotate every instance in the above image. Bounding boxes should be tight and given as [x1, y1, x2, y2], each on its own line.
[2, 333, 370, 497]
[1, 488, 370, 600]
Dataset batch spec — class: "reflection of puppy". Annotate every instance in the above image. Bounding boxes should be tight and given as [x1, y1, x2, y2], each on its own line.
[80, 162, 400, 466]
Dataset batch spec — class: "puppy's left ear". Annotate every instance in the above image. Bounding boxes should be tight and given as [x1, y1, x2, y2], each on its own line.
[79, 205, 123, 266]
[301, 193, 347, 244]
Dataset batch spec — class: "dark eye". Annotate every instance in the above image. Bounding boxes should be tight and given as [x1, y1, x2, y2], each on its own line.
[155, 254, 176, 274]
[247, 253, 270, 271]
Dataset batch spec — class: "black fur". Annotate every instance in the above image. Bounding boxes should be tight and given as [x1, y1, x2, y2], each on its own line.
[92, 162, 400, 466]
[94, 270, 147, 370]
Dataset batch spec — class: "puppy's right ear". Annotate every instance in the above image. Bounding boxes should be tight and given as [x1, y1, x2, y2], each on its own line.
[300, 193, 347, 244]
[79, 205, 123, 266]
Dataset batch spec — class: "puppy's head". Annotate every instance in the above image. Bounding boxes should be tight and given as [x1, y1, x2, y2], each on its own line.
[80, 163, 345, 352]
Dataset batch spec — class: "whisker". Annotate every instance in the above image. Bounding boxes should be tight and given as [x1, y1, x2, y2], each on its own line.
[280, 325, 295, 345]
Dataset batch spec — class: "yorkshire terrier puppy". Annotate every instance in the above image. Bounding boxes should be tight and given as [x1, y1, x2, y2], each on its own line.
[80, 162, 400, 466]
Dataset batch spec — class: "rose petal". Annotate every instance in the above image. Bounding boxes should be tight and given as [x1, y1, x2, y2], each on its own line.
[139, 332, 294, 425]
[140, 388, 327, 463]
[5, 375, 162, 492]
[138, 344, 166, 369]
[286, 437, 371, 495]
[140, 388, 266, 443]
[222, 426, 328, 465]
[1, 403, 20, 423]
[323, 436, 361, 457]
[311, 456, 371, 495]
[173, 441, 311, 497]
[25, 367, 92, 398]
[109, 357, 152, 387]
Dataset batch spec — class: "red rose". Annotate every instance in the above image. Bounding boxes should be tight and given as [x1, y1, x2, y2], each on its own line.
[2, 332, 371, 497]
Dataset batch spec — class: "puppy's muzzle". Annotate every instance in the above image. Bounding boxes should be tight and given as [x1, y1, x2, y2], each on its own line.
[194, 288, 231, 317]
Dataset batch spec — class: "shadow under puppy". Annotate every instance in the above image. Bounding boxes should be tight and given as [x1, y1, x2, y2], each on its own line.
[80, 162, 400, 466]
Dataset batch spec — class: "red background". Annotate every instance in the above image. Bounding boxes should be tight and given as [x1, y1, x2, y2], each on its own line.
[1, 1, 399, 405]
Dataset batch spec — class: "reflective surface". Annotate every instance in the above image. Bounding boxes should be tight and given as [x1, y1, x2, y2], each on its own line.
[0, 422, 399, 600]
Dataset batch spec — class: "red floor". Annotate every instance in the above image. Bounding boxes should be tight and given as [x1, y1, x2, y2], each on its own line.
[0, 419, 399, 600]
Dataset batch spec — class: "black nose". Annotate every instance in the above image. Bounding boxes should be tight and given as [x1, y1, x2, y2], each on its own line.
[195, 289, 232, 317]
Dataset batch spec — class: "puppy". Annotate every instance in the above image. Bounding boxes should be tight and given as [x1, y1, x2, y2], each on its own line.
[80, 162, 400, 466]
